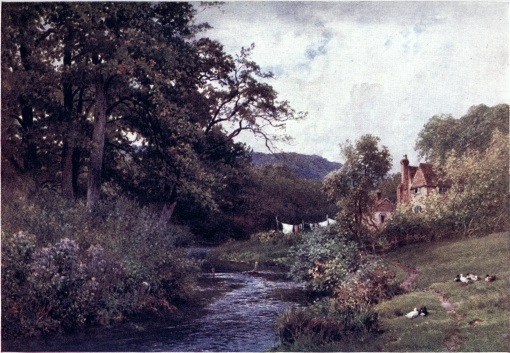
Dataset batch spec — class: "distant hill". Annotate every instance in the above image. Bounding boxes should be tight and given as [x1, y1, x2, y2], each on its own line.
[251, 152, 342, 179]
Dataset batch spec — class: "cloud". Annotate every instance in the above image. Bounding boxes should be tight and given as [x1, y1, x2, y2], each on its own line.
[195, 2, 509, 171]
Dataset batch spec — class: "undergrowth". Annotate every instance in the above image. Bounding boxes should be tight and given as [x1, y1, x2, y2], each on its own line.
[1, 188, 199, 339]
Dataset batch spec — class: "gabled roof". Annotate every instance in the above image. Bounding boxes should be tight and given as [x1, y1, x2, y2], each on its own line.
[373, 198, 395, 213]
[410, 163, 437, 188]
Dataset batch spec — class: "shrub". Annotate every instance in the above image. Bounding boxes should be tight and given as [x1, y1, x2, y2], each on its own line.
[278, 227, 399, 350]
[250, 229, 301, 246]
[2, 234, 126, 337]
[289, 227, 361, 296]
[334, 257, 400, 308]
[1, 231, 37, 338]
[275, 298, 379, 349]
[2, 190, 197, 290]
[1, 192, 200, 339]
[379, 132, 509, 248]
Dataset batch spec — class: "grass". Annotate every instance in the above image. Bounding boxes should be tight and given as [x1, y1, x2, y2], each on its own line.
[205, 239, 295, 271]
[383, 232, 509, 290]
[376, 231, 510, 351]
[207, 232, 509, 351]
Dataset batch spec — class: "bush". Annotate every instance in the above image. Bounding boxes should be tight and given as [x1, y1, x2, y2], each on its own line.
[2, 191, 196, 285]
[275, 298, 379, 349]
[278, 226, 400, 350]
[289, 227, 361, 296]
[334, 258, 400, 308]
[2, 233, 125, 337]
[250, 229, 301, 246]
[378, 132, 509, 249]
[1, 191, 200, 339]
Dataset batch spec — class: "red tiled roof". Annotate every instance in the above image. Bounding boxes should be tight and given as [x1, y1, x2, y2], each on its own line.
[410, 163, 437, 188]
[373, 198, 395, 212]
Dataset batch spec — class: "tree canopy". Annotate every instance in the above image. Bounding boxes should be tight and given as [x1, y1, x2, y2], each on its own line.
[323, 134, 391, 238]
[415, 104, 509, 163]
[1, 2, 305, 234]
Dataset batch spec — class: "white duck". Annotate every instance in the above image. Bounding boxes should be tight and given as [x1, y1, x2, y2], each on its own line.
[459, 274, 470, 284]
[405, 307, 419, 319]
[467, 273, 479, 281]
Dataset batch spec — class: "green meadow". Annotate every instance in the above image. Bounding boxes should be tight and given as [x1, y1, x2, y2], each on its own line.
[378, 231, 510, 351]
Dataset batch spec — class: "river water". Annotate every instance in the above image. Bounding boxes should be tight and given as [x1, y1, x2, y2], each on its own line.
[4, 271, 304, 352]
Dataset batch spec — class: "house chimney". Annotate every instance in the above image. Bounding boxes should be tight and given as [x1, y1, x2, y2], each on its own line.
[400, 155, 410, 203]
[400, 155, 409, 182]
[376, 191, 382, 201]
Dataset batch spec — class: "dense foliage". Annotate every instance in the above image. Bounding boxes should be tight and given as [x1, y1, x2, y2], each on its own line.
[289, 227, 361, 296]
[278, 226, 398, 349]
[1, 2, 311, 339]
[431, 130, 509, 236]
[240, 165, 337, 233]
[323, 134, 391, 238]
[377, 104, 509, 249]
[415, 104, 508, 163]
[2, 189, 199, 339]
[1, 2, 305, 240]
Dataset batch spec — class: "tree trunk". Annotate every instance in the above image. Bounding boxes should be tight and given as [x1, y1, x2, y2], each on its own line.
[19, 97, 39, 172]
[87, 80, 107, 211]
[61, 141, 75, 199]
[159, 201, 177, 223]
[72, 147, 81, 195]
[62, 141, 80, 199]
[18, 36, 39, 172]
[61, 31, 76, 200]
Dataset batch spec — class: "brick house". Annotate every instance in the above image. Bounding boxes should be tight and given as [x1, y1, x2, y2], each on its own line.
[396, 155, 449, 212]
[364, 191, 395, 230]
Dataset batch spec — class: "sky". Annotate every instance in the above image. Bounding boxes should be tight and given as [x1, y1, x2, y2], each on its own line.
[194, 1, 509, 172]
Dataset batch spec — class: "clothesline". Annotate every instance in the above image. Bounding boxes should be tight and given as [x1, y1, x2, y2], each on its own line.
[275, 216, 338, 234]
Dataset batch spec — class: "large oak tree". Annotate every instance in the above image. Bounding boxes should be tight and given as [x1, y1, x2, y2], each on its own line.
[2, 2, 306, 227]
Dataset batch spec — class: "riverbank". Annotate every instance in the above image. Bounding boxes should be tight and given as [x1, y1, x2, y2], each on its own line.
[204, 237, 297, 272]
[2, 268, 307, 352]
[1, 274, 232, 352]
[207, 231, 509, 352]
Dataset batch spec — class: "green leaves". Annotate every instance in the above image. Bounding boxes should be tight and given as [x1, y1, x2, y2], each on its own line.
[415, 104, 509, 163]
[323, 134, 391, 237]
[290, 228, 361, 295]
[431, 131, 509, 236]
[3, 2, 306, 239]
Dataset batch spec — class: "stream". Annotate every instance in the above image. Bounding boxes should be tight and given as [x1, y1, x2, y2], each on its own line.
[4, 270, 304, 352]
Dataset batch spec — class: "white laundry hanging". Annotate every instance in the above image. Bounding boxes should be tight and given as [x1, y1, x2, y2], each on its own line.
[281, 222, 294, 234]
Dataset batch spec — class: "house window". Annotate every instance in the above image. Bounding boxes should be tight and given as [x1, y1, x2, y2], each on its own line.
[414, 205, 423, 213]
[438, 186, 447, 194]
[414, 187, 421, 194]
[380, 214, 386, 224]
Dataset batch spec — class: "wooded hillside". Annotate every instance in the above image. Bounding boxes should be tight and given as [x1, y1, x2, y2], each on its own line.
[251, 152, 342, 179]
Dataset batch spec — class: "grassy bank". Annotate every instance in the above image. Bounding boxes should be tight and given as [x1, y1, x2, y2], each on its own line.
[203, 231, 509, 351]
[205, 238, 297, 272]
[376, 231, 510, 351]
